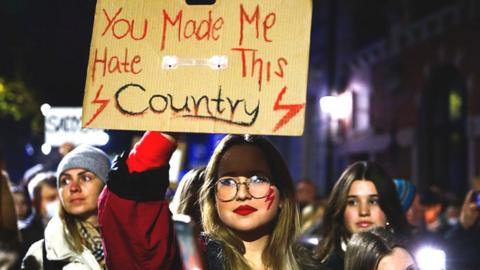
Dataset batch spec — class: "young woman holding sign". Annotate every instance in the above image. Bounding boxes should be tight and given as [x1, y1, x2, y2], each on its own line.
[98, 131, 320, 270]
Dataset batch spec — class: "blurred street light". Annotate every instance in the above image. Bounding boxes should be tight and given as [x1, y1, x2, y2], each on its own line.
[41, 143, 52, 155]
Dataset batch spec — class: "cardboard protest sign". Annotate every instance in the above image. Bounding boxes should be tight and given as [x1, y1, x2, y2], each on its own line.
[82, 0, 312, 135]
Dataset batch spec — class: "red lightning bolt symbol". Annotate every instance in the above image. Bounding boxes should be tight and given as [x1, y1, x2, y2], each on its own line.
[273, 86, 305, 132]
[265, 188, 275, 210]
[85, 84, 110, 127]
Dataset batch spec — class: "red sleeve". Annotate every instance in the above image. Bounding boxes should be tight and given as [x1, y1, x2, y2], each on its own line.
[98, 131, 182, 270]
[127, 131, 177, 173]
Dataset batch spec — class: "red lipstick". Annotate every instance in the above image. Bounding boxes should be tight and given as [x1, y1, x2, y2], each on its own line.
[233, 205, 258, 216]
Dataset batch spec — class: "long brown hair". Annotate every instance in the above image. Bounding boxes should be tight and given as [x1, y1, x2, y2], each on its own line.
[200, 135, 300, 270]
[59, 206, 84, 253]
[171, 166, 206, 231]
[316, 161, 411, 261]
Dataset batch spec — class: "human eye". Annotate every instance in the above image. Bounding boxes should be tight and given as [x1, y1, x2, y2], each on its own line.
[249, 175, 270, 184]
[346, 198, 358, 206]
[218, 177, 237, 187]
[81, 174, 93, 182]
[369, 197, 380, 205]
[60, 177, 71, 186]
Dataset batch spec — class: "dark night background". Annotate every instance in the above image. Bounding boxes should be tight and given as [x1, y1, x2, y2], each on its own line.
[1, 0, 476, 195]
[0, 0, 323, 181]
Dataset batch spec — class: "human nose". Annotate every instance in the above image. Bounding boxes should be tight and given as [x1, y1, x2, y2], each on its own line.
[359, 201, 370, 216]
[236, 178, 252, 200]
[69, 179, 81, 193]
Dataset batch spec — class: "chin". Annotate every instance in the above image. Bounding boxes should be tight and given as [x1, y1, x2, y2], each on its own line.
[66, 206, 91, 217]
[224, 221, 256, 232]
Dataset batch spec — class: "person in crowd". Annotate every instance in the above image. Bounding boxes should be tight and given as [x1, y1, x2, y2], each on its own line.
[422, 191, 445, 233]
[296, 178, 317, 212]
[296, 178, 326, 234]
[441, 203, 461, 231]
[11, 185, 44, 259]
[200, 134, 321, 270]
[22, 145, 110, 269]
[393, 179, 416, 214]
[393, 179, 446, 255]
[169, 166, 206, 233]
[315, 161, 411, 270]
[344, 227, 418, 270]
[99, 132, 321, 270]
[444, 189, 480, 269]
[0, 170, 21, 270]
[26, 172, 59, 227]
[11, 185, 31, 226]
[406, 192, 425, 232]
[1, 171, 20, 241]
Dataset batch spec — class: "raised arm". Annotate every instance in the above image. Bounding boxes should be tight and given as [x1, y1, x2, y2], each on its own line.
[98, 131, 182, 270]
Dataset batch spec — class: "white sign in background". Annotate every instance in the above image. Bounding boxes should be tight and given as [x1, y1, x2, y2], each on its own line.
[44, 107, 109, 146]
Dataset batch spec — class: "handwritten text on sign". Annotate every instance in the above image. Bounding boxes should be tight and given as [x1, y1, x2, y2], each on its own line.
[45, 108, 108, 146]
[83, 0, 312, 135]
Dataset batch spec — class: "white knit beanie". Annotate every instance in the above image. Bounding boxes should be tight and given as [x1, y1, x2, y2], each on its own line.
[56, 145, 111, 186]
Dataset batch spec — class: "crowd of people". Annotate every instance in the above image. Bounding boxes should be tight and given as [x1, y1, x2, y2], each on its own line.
[0, 131, 479, 270]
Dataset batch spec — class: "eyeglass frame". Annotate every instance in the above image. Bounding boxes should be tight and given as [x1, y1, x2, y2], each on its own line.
[214, 175, 272, 202]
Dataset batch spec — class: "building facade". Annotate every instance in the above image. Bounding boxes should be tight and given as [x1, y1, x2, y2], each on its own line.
[329, 1, 480, 196]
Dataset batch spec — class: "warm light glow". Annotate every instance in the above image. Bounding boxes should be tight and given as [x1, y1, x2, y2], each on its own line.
[320, 96, 337, 115]
[319, 91, 353, 120]
[0, 82, 5, 93]
[415, 246, 445, 270]
[41, 143, 52, 155]
[40, 103, 51, 116]
[97, 132, 110, 146]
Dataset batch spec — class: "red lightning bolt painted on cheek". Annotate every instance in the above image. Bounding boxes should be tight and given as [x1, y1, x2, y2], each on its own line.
[265, 188, 275, 210]
[85, 84, 110, 127]
[273, 86, 305, 132]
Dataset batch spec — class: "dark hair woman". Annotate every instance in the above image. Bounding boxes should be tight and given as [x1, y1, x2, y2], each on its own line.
[316, 161, 411, 270]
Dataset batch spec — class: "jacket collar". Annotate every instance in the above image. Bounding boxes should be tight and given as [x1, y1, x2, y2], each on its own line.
[44, 215, 77, 261]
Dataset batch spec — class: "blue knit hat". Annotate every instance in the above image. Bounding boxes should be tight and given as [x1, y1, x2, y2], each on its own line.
[393, 178, 416, 212]
[56, 145, 111, 186]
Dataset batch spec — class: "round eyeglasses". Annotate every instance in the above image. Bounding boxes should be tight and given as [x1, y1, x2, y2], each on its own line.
[215, 175, 272, 202]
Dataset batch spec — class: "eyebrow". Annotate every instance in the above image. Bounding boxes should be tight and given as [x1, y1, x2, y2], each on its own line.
[78, 170, 93, 176]
[218, 170, 270, 177]
[60, 169, 90, 178]
[346, 194, 379, 198]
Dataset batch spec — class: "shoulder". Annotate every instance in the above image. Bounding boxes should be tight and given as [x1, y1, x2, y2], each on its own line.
[200, 233, 225, 270]
[22, 239, 44, 269]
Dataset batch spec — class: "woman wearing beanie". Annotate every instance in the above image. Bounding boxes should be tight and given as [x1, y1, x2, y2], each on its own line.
[22, 145, 110, 270]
